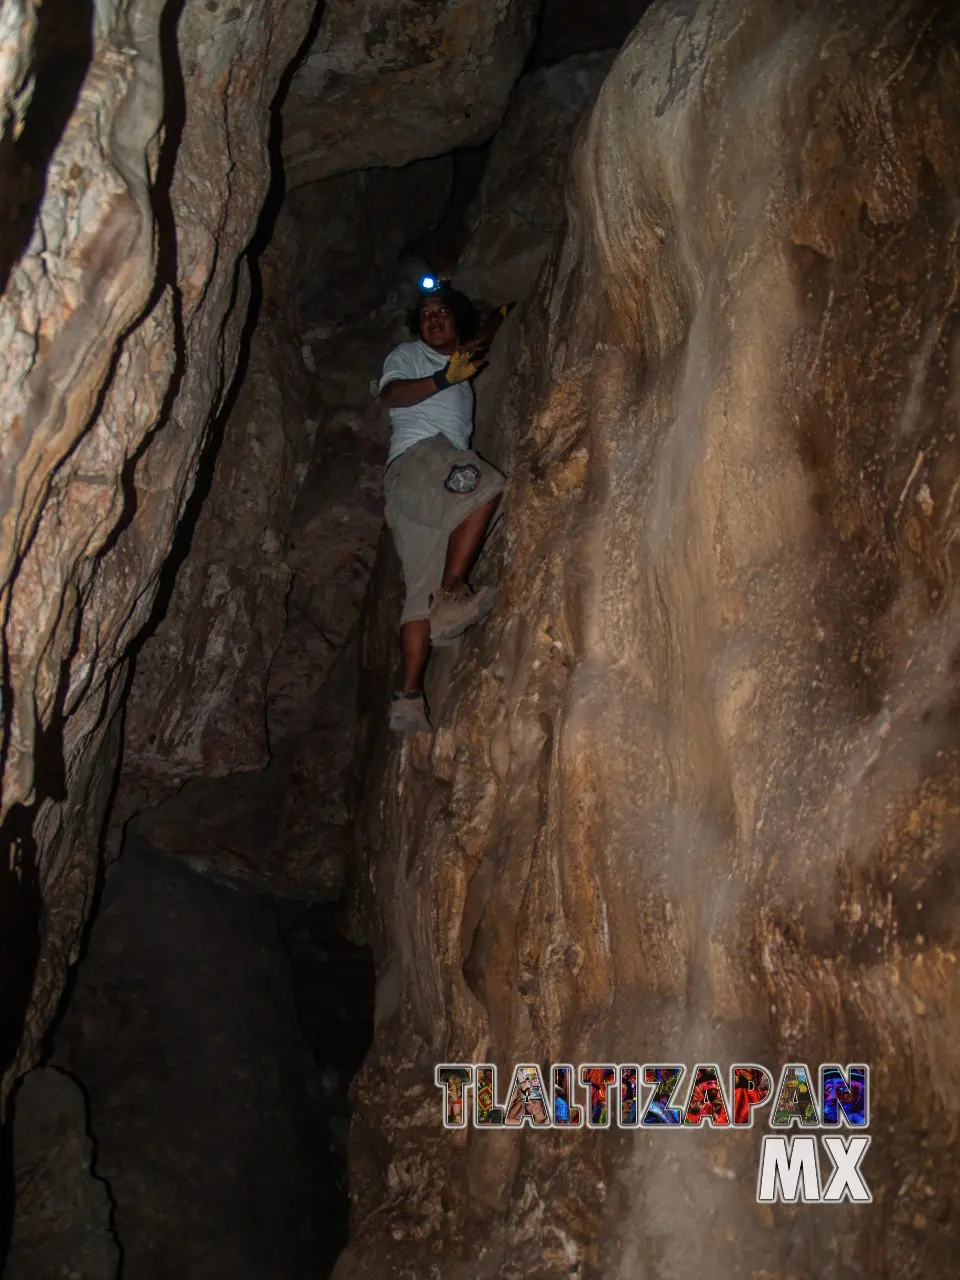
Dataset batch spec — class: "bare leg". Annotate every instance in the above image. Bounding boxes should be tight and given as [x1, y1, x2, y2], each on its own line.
[400, 618, 431, 692]
[441, 495, 501, 589]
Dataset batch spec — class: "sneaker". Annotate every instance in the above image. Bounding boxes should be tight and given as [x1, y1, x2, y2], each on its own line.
[388, 690, 432, 734]
[429, 582, 497, 645]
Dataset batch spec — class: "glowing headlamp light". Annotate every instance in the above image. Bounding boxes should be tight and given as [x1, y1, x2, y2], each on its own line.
[420, 274, 439, 292]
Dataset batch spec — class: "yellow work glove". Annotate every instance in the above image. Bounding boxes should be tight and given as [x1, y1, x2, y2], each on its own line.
[433, 348, 483, 389]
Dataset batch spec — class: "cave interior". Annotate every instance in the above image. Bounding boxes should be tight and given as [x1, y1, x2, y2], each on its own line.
[1, 1, 959, 1279]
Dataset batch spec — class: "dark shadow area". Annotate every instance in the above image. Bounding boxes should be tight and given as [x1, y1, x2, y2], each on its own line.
[0, 811, 41, 1274]
[527, 0, 654, 67]
[275, 899, 376, 1257]
[2, 1066, 123, 1277]
[0, 592, 78, 1093]
[0, 0, 94, 294]
[0, 1100, 11, 1269]
[408, 144, 490, 273]
[0, 810, 41, 1095]
[37, 842, 372, 1279]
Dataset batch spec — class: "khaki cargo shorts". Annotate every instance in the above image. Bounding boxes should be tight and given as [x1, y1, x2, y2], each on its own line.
[384, 434, 505, 624]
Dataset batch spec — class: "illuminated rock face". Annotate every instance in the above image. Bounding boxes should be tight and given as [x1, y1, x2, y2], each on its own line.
[342, 2, 960, 1276]
[0, 0, 314, 1094]
[281, 0, 541, 188]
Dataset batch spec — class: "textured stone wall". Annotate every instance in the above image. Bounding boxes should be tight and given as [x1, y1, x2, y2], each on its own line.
[341, 2, 960, 1277]
[453, 51, 615, 306]
[0, 0, 314, 1098]
[117, 212, 314, 816]
[282, 0, 541, 188]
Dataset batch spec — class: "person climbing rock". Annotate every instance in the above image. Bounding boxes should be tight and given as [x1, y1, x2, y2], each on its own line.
[379, 282, 510, 734]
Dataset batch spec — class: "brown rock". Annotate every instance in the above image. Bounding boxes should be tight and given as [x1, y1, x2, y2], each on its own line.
[454, 53, 615, 305]
[341, 1, 960, 1276]
[119, 225, 315, 810]
[282, 0, 541, 188]
[0, 0, 314, 1097]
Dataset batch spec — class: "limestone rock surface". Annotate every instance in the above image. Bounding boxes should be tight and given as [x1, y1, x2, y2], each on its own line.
[0, 0, 314, 1097]
[454, 52, 614, 305]
[282, 0, 541, 188]
[119, 220, 315, 815]
[118, 289, 396, 895]
[339, 2, 960, 1277]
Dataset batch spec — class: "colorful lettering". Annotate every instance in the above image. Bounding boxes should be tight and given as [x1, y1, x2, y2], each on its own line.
[770, 1064, 820, 1127]
[435, 1065, 472, 1129]
[474, 1065, 505, 1126]
[730, 1064, 773, 1127]
[641, 1065, 685, 1125]
[619, 1065, 640, 1127]
[579, 1065, 617, 1128]
[682, 1063, 731, 1126]
[551, 1064, 583, 1127]
[820, 1065, 868, 1127]
[504, 1064, 551, 1127]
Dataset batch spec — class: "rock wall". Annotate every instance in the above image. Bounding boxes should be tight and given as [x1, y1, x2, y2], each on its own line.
[341, 2, 960, 1277]
[117, 213, 314, 821]
[282, 0, 541, 188]
[454, 52, 615, 306]
[0, 0, 314, 1097]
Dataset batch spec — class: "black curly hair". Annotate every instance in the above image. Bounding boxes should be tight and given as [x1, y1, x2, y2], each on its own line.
[407, 283, 479, 343]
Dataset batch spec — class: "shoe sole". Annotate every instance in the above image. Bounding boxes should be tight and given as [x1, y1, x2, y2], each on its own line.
[430, 587, 497, 646]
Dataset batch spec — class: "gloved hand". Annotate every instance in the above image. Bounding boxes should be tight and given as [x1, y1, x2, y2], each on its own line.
[434, 347, 484, 389]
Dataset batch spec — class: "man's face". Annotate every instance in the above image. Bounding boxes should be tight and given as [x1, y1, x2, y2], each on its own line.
[419, 297, 458, 352]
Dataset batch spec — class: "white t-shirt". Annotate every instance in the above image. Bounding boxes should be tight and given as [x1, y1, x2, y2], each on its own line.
[380, 340, 474, 465]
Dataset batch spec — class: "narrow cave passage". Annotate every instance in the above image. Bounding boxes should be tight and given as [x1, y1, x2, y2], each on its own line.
[2, 2, 639, 1272]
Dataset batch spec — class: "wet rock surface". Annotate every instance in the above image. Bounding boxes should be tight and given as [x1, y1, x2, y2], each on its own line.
[338, 2, 960, 1277]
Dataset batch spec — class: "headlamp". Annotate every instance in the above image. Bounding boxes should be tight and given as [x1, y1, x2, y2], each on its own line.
[420, 274, 438, 292]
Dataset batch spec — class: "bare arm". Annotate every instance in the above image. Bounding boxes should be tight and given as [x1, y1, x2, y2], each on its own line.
[381, 348, 486, 407]
[379, 376, 442, 408]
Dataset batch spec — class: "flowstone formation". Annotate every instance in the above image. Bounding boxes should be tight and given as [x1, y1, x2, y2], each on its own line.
[341, 2, 960, 1277]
